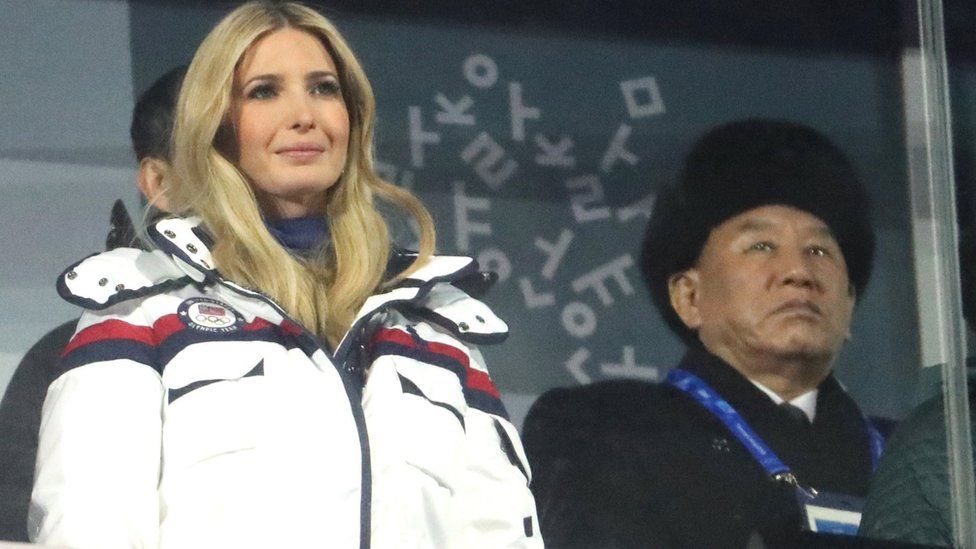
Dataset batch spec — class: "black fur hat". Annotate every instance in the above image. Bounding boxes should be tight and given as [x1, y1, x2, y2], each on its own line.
[640, 118, 875, 343]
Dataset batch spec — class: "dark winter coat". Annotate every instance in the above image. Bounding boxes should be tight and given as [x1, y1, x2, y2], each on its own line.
[858, 375, 976, 547]
[523, 344, 876, 548]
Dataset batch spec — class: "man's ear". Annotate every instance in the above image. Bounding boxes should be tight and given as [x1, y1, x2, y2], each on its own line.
[668, 269, 703, 330]
[138, 157, 171, 211]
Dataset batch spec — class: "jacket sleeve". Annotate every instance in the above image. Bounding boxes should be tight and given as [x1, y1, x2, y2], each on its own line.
[0, 320, 76, 542]
[454, 346, 543, 548]
[365, 304, 542, 548]
[858, 396, 953, 547]
[29, 304, 165, 549]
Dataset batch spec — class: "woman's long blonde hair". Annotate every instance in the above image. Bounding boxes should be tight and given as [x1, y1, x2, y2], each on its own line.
[167, 0, 435, 346]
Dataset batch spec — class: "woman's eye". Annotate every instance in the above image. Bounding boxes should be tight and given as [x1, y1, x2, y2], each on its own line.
[749, 241, 774, 252]
[247, 84, 277, 100]
[808, 246, 829, 257]
[311, 79, 341, 96]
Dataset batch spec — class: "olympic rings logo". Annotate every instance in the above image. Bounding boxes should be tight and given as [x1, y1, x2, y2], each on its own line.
[178, 299, 241, 332]
[195, 314, 231, 326]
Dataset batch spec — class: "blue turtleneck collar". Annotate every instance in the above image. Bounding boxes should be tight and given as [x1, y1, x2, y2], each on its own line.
[266, 216, 330, 252]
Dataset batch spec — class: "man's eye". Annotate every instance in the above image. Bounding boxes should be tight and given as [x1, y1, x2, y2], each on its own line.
[749, 241, 774, 252]
[808, 246, 829, 257]
[311, 79, 341, 96]
[247, 84, 277, 100]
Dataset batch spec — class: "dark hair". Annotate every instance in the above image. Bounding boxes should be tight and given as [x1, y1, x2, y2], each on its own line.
[130, 65, 186, 161]
[640, 118, 875, 343]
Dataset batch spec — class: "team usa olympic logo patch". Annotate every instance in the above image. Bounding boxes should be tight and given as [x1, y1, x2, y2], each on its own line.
[177, 298, 243, 333]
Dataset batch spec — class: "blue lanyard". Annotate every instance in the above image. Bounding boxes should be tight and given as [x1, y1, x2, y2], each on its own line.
[866, 413, 885, 472]
[666, 368, 885, 486]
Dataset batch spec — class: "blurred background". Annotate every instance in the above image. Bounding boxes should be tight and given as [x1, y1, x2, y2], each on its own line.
[2, 0, 975, 429]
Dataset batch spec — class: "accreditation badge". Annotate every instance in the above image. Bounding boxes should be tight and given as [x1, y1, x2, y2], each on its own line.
[795, 488, 864, 536]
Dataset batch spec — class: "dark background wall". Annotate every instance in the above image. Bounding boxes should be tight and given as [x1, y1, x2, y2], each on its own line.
[4, 0, 976, 425]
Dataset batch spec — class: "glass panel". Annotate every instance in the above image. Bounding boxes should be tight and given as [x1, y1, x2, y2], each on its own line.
[860, 2, 976, 547]
[910, 0, 976, 545]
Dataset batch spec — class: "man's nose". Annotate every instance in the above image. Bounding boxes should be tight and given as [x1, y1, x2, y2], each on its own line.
[778, 249, 818, 289]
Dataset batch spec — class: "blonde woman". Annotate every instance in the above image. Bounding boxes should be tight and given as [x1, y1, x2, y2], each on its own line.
[30, 2, 541, 548]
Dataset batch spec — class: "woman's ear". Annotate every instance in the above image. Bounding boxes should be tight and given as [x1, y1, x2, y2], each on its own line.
[137, 157, 171, 212]
[668, 270, 703, 330]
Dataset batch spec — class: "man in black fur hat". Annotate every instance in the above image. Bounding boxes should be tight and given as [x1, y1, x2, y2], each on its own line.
[523, 119, 883, 548]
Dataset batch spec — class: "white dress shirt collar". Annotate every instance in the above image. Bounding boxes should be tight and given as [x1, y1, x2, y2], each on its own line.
[749, 379, 818, 422]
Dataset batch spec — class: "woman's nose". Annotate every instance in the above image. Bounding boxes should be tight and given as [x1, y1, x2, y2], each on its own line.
[289, 95, 315, 131]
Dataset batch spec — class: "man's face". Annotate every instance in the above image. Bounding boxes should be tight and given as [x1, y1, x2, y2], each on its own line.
[669, 205, 856, 371]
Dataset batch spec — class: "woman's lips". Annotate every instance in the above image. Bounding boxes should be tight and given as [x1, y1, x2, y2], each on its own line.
[277, 143, 325, 161]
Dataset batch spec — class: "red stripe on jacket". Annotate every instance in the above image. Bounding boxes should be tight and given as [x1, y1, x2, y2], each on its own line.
[372, 327, 500, 398]
[61, 319, 157, 357]
[62, 314, 277, 357]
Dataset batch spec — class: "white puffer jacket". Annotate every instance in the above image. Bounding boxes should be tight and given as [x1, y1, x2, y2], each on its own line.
[30, 216, 542, 549]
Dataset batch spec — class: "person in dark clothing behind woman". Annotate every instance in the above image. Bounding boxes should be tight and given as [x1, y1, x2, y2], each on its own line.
[0, 65, 184, 541]
[523, 119, 885, 548]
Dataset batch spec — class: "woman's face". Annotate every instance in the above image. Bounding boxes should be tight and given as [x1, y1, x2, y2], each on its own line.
[231, 28, 350, 219]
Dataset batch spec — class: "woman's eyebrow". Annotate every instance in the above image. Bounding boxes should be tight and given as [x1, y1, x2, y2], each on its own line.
[241, 73, 281, 88]
[305, 70, 337, 82]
